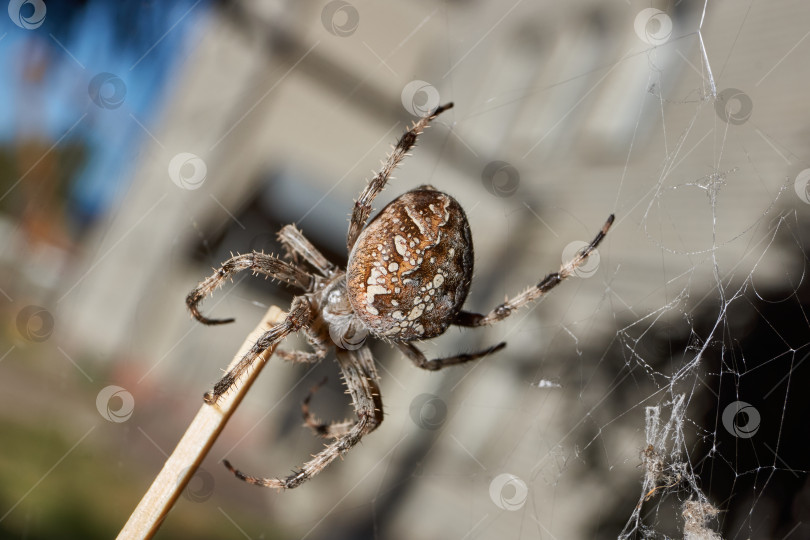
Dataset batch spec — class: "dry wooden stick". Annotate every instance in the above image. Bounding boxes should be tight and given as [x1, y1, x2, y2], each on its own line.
[117, 306, 286, 540]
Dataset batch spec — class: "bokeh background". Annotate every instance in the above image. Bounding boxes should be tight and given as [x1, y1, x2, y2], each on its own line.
[2, 1, 809, 539]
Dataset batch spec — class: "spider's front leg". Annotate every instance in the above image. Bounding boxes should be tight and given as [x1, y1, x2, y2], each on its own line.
[204, 296, 313, 403]
[453, 214, 614, 328]
[277, 224, 337, 278]
[223, 347, 384, 489]
[346, 102, 454, 252]
[187, 251, 314, 325]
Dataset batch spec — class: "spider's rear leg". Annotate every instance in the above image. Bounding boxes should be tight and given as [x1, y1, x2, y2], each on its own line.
[223, 347, 383, 489]
[301, 377, 355, 439]
[453, 214, 614, 328]
[346, 102, 454, 252]
[396, 341, 506, 371]
[187, 251, 315, 325]
[204, 296, 313, 404]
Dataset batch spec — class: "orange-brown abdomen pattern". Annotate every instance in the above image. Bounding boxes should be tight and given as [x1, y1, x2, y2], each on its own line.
[346, 186, 473, 341]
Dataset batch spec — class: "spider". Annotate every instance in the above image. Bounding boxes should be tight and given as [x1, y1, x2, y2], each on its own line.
[186, 102, 614, 490]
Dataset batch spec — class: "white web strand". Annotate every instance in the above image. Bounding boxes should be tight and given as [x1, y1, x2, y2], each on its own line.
[698, 0, 717, 98]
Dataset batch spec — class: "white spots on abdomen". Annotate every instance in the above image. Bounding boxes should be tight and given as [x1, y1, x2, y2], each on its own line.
[366, 284, 388, 310]
[346, 188, 471, 341]
[368, 266, 387, 285]
[407, 304, 424, 320]
[405, 205, 430, 236]
[394, 235, 408, 257]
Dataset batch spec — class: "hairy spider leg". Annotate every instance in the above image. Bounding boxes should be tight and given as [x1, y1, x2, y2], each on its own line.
[223, 347, 384, 489]
[277, 224, 338, 277]
[203, 296, 313, 403]
[187, 251, 315, 325]
[300, 376, 355, 439]
[346, 102, 454, 253]
[453, 214, 614, 327]
[396, 341, 507, 371]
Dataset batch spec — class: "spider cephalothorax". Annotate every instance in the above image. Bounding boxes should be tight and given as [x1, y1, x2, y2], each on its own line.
[186, 102, 614, 489]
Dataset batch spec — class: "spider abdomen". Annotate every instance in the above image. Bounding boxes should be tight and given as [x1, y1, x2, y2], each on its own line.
[346, 186, 473, 340]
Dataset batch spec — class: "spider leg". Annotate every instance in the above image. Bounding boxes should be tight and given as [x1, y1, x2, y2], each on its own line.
[396, 341, 506, 371]
[301, 376, 355, 439]
[346, 102, 454, 253]
[277, 224, 337, 277]
[223, 346, 383, 489]
[275, 324, 330, 364]
[203, 296, 313, 404]
[274, 349, 327, 364]
[453, 214, 614, 328]
[187, 251, 315, 325]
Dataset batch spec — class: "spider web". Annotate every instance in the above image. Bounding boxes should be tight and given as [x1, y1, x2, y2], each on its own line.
[592, 4, 809, 537]
[345, 2, 810, 539]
